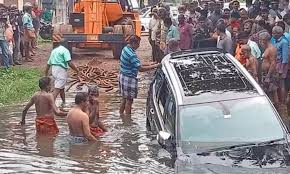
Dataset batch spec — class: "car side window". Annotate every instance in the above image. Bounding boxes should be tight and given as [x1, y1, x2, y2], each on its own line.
[157, 80, 169, 117]
[154, 67, 165, 98]
[154, 69, 176, 134]
[164, 90, 176, 134]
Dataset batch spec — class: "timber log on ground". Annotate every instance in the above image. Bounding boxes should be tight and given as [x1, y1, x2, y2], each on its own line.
[68, 58, 119, 92]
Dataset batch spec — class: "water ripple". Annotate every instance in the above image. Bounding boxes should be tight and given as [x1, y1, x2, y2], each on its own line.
[0, 73, 174, 173]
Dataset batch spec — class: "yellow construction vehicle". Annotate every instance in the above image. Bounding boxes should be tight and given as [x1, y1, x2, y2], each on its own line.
[52, 0, 141, 59]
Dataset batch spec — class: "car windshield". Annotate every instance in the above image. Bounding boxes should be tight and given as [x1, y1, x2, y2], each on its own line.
[179, 97, 285, 151]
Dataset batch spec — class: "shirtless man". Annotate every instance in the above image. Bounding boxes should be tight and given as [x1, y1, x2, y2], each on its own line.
[259, 32, 279, 105]
[87, 85, 107, 136]
[67, 92, 96, 143]
[20, 77, 66, 135]
[240, 45, 258, 82]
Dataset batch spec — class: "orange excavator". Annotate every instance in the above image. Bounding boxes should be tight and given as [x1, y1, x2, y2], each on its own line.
[52, 0, 141, 59]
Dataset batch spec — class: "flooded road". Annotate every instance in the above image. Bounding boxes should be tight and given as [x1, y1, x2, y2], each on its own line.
[0, 73, 174, 173]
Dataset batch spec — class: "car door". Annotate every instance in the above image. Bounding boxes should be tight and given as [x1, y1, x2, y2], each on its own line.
[164, 94, 176, 139]
[154, 74, 177, 134]
[151, 68, 169, 132]
[147, 67, 165, 131]
[157, 81, 177, 149]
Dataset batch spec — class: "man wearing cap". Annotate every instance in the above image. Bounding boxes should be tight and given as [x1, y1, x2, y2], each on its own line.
[22, 2, 34, 62]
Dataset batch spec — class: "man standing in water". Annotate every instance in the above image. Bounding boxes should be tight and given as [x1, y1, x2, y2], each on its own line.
[119, 35, 159, 117]
[45, 39, 79, 105]
[67, 92, 96, 142]
[20, 77, 66, 135]
[87, 85, 107, 136]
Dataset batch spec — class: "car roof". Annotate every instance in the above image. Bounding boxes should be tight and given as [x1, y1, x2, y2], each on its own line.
[161, 48, 264, 105]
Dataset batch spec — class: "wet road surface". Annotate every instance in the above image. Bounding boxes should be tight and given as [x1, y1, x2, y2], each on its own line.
[0, 73, 174, 173]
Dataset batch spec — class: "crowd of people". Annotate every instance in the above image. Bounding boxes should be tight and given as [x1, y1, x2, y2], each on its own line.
[0, 2, 41, 68]
[148, 0, 290, 128]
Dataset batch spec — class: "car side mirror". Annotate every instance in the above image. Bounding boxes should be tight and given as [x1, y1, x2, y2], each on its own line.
[157, 131, 172, 148]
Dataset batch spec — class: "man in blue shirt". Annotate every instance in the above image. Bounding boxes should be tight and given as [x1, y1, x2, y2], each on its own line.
[119, 35, 159, 117]
[271, 26, 289, 105]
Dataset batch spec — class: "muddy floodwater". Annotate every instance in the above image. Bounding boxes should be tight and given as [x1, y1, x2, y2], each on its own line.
[0, 73, 174, 173]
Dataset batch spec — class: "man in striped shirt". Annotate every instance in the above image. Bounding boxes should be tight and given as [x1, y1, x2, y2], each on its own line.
[119, 35, 159, 117]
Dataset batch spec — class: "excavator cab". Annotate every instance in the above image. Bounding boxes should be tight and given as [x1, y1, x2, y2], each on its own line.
[53, 0, 141, 59]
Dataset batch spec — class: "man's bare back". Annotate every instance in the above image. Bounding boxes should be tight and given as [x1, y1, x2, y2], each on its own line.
[21, 77, 66, 135]
[21, 77, 66, 125]
[262, 44, 277, 73]
[33, 92, 56, 117]
[67, 108, 89, 137]
[245, 56, 258, 81]
[66, 92, 96, 141]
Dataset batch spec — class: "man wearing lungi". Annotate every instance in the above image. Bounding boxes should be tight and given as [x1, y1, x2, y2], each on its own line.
[119, 35, 159, 116]
[20, 77, 67, 135]
[45, 39, 79, 105]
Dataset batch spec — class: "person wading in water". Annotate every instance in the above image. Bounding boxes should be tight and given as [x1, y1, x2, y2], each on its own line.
[67, 92, 97, 143]
[20, 77, 66, 135]
[87, 85, 107, 136]
[119, 35, 159, 117]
